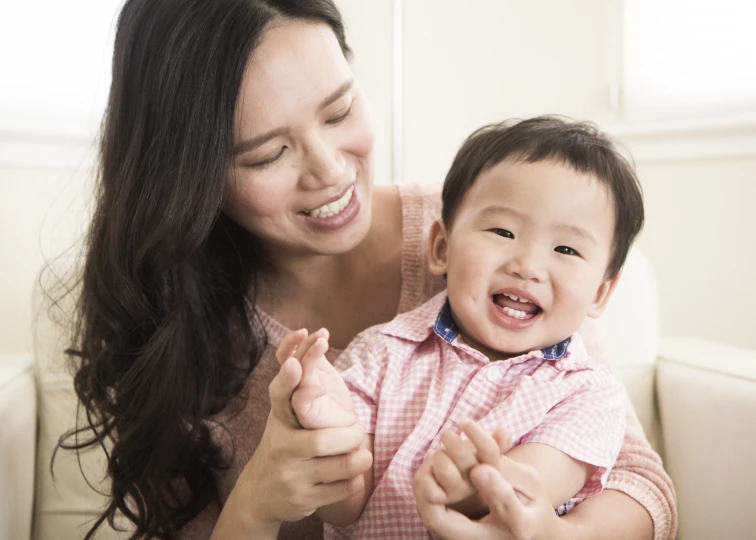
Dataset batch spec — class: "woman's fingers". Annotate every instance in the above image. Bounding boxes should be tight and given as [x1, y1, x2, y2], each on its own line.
[308, 474, 366, 510]
[470, 464, 524, 530]
[416, 498, 487, 540]
[312, 446, 373, 485]
[268, 357, 303, 427]
[289, 423, 366, 457]
[492, 454, 539, 504]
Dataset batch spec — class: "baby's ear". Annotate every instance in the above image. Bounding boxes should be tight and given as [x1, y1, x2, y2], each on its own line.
[427, 219, 449, 276]
[586, 271, 621, 318]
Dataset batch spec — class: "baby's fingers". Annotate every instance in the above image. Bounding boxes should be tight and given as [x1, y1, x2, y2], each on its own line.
[299, 337, 331, 386]
[430, 449, 477, 504]
[413, 456, 448, 505]
[460, 422, 505, 466]
[440, 429, 478, 477]
[291, 384, 356, 429]
[275, 329, 308, 366]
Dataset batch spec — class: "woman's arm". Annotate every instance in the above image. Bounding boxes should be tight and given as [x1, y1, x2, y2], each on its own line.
[587, 407, 677, 540]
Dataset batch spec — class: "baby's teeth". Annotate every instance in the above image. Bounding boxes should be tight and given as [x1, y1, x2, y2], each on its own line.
[503, 307, 528, 319]
[504, 293, 531, 304]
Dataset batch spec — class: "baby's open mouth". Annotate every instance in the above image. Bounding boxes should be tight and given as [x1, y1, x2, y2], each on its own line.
[493, 293, 542, 320]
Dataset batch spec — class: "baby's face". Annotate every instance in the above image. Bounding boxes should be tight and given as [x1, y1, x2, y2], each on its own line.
[429, 158, 618, 359]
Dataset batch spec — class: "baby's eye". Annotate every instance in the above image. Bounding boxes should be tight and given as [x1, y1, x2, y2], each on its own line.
[248, 146, 287, 168]
[555, 245, 580, 256]
[489, 228, 514, 239]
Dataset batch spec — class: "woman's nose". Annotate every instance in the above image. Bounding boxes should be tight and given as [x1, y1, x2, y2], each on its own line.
[300, 135, 346, 188]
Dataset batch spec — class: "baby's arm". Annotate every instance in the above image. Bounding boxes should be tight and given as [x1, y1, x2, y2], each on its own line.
[276, 329, 374, 526]
[415, 423, 592, 518]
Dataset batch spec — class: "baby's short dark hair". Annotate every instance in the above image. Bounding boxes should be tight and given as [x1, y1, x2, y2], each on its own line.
[441, 116, 644, 278]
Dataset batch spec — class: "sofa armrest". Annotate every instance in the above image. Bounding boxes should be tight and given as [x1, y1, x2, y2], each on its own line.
[656, 337, 756, 540]
[0, 353, 36, 540]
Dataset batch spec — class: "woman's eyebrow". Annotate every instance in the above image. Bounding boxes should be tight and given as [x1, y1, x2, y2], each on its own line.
[233, 79, 355, 157]
[233, 127, 288, 156]
[319, 78, 354, 111]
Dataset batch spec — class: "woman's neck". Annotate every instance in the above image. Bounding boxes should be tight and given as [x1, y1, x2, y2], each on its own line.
[254, 184, 402, 348]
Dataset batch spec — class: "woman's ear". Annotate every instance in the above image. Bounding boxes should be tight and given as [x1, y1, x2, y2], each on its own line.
[586, 271, 621, 318]
[427, 219, 449, 276]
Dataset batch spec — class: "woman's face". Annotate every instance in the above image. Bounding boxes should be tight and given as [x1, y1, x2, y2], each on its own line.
[224, 19, 375, 259]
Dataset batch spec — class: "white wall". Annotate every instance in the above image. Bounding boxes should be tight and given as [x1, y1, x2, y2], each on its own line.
[635, 155, 756, 348]
[402, 0, 616, 186]
[1, 0, 755, 354]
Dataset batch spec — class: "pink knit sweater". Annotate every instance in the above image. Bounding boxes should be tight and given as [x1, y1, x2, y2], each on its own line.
[178, 184, 677, 540]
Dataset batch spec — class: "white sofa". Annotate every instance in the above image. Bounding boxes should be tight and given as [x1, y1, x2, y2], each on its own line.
[2, 250, 756, 540]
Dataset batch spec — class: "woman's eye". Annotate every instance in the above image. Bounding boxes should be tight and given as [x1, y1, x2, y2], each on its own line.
[489, 228, 514, 239]
[249, 146, 287, 168]
[325, 104, 353, 125]
[555, 245, 580, 256]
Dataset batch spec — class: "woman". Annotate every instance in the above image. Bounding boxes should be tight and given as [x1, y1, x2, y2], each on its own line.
[61, 0, 676, 539]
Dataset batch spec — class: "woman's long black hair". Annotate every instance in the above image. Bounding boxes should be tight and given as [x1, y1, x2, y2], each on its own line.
[57, 1, 350, 538]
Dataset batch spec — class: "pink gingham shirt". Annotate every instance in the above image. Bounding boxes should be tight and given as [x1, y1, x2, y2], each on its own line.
[329, 292, 627, 539]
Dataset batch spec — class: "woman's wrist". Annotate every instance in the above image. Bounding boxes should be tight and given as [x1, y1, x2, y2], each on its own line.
[210, 474, 282, 540]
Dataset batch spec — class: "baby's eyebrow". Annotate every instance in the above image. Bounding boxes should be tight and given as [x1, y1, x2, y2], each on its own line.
[479, 205, 529, 222]
[554, 223, 598, 245]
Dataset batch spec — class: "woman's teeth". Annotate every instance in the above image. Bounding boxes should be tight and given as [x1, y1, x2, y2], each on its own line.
[306, 186, 354, 218]
[502, 306, 530, 320]
[502, 293, 532, 304]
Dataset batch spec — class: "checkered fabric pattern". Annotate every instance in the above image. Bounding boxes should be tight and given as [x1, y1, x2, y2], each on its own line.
[328, 292, 627, 539]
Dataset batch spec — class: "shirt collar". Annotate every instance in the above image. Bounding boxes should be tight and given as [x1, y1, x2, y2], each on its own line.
[433, 298, 571, 360]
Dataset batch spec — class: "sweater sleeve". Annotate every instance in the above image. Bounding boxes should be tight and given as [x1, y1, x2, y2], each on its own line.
[397, 183, 445, 314]
[579, 318, 678, 540]
[605, 404, 678, 540]
[177, 499, 221, 539]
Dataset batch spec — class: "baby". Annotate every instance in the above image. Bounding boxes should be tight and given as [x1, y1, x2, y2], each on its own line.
[279, 116, 644, 538]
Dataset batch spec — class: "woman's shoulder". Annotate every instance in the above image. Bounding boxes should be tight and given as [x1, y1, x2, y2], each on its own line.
[396, 182, 442, 215]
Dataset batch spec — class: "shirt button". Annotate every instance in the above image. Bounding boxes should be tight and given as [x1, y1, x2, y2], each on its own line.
[486, 367, 499, 382]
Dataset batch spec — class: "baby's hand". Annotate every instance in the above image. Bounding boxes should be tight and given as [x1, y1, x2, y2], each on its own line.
[279, 328, 357, 430]
[433, 429, 481, 505]
[414, 422, 514, 519]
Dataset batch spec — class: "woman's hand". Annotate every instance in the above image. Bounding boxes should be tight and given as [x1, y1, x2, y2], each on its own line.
[415, 423, 567, 540]
[232, 329, 372, 530]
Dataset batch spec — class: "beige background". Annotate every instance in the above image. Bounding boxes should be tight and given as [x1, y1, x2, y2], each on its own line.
[1, 0, 754, 354]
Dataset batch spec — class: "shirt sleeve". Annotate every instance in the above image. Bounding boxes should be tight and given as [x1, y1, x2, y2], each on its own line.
[334, 334, 387, 435]
[520, 366, 627, 500]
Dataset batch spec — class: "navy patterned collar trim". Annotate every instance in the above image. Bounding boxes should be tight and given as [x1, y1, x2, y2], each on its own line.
[433, 299, 570, 360]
